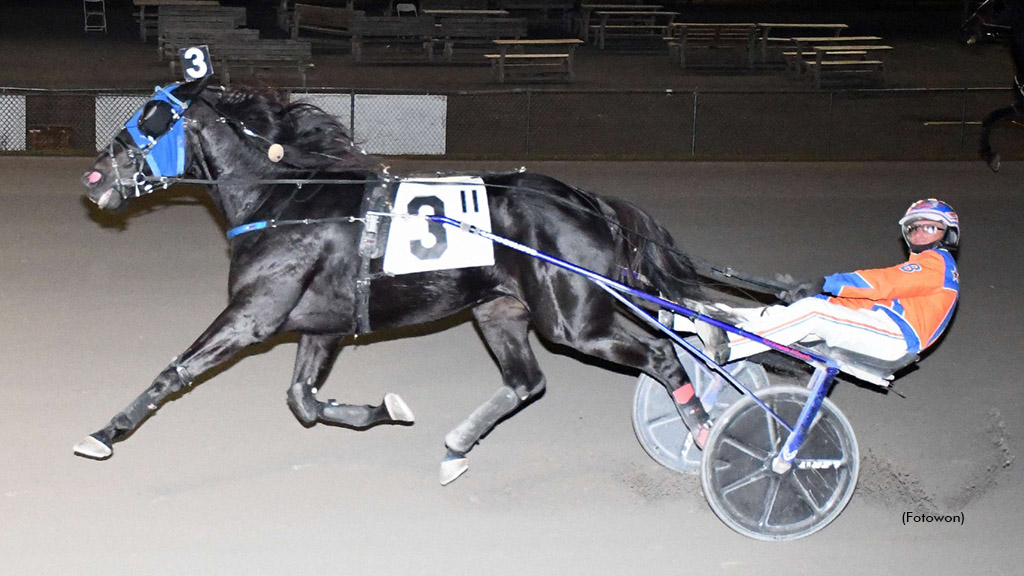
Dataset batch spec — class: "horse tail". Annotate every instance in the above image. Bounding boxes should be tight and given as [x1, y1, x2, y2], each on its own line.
[600, 197, 703, 304]
[604, 197, 789, 308]
[490, 173, 724, 303]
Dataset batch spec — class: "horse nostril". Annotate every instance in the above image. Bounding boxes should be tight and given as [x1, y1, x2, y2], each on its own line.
[86, 171, 103, 185]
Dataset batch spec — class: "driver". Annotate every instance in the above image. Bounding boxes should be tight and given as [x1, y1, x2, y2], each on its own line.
[704, 199, 960, 366]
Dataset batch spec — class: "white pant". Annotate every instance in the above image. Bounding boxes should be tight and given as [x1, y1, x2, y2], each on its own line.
[722, 297, 910, 362]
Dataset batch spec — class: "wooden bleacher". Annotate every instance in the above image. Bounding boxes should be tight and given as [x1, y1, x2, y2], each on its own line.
[213, 39, 315, 86]
[667, 23, 757, 69]
[436, 17, 529, 63]
[485, 38, 583, 83]
[348, 16, 438, 63]
[593, 10, 678, 50]
[290, 3, 365, 50]
[783, 35, 890, 88]
[755, 23, 847, 65]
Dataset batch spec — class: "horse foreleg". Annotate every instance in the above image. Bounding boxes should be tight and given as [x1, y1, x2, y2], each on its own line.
[73, 287, 298, 460]
[72, 362, 196, 459]
[441, 297, 546, 485]
[286, 333, 414, 429]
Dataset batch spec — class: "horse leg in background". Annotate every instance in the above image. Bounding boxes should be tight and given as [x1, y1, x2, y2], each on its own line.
[980, 101, 1023, 172]
[73, 283, 304, 460]
[287, 333, 414, 429]
[440, 297, 545, 485]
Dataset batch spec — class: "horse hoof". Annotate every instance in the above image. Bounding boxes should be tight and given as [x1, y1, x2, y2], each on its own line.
[384, 393, 415, 423]
[440, 451, 469, 486]
[73, 435, 112, 460]
[987, 152, 1002, 173]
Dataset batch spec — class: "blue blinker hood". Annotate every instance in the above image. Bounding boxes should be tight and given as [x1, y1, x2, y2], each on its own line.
[124, 83, 190, 178]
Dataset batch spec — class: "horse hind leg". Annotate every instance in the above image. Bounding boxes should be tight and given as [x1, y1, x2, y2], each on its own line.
[441, 296, 545, 486]
[542, 311, 710, 440]
[980, 104, 1018, 172]
[287, 333, 414, 429]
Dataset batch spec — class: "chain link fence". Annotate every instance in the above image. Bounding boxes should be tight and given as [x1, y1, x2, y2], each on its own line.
[1, 86, 1021, 161]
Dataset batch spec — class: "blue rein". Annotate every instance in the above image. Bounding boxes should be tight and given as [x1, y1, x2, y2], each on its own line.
[226, 216, 361, 240]
[226, 221, 268, 239]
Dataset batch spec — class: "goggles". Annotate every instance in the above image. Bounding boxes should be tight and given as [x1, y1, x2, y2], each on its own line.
[903, 223, 946, 236]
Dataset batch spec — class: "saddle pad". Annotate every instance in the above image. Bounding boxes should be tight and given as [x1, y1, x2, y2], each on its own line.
[383, 176, 495, 275]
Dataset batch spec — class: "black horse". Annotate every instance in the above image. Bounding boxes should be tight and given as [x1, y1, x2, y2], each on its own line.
[78, 79, 725, 484]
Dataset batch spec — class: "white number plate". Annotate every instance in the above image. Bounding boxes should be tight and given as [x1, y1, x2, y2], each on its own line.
[179, 45, 214, 81]
[383, 177, 495, 275]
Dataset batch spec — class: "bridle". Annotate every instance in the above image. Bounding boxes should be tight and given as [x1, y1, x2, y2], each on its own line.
[106, 134, 170, 201]
[106, 84, 192, 203]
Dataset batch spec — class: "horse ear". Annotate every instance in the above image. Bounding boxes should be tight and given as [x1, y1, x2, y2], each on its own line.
[176, 75, 216, 101]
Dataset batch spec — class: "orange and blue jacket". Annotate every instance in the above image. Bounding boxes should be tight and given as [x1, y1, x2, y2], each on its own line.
[820, 249, 959, 353]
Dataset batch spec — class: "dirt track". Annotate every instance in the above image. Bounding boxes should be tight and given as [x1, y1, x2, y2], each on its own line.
[0, 157, 1019, 575]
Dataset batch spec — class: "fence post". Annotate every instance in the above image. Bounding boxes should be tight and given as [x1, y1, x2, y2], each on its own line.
[349, 87, 356, 143]
[691, 90, 698, 157]
[525, 89, 532, 157]
[960, 88, 968, 157]
[826, 91, 834, 160]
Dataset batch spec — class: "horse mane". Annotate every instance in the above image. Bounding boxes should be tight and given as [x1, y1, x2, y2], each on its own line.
[211, 86, 377, 172]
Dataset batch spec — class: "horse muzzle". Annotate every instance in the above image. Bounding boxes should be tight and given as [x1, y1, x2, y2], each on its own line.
[94, 188, 123, 210]
[82, 170, 124, 211]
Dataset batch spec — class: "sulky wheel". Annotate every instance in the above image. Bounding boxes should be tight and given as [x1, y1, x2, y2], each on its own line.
[700, 385, 859, 541]
[632, 341, 769, 474]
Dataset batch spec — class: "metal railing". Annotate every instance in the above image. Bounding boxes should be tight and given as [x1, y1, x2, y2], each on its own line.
[1, 86, 1019, 161]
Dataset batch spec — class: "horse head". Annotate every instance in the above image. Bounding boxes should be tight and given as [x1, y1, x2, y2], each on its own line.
[82, 77, 212, 210]
[82, 78, 375, 212]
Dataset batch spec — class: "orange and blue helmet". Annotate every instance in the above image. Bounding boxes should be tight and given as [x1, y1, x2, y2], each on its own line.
[899, 198, 960, 250]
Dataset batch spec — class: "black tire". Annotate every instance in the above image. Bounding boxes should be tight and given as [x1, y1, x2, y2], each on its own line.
[700, 385, 859, 541]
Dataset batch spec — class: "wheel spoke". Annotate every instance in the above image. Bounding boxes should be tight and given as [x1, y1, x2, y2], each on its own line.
[645, 411, 683, 428]
[720, 435, 770, 461]
[764, 406, 780, 451]
[720, 467, 769, 496]
[789, 471, 827, 516]
[758, 475, 782, 528]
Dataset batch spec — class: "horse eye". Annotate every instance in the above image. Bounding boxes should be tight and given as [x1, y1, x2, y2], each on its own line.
[138, 100, 177, 138]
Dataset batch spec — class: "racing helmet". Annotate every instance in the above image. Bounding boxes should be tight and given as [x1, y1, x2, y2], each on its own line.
[899, 198, 960, 251]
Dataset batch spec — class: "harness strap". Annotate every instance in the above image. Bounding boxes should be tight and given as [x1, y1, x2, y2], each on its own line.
[355, 259, 373, 335]
[354, 180, 398, 334]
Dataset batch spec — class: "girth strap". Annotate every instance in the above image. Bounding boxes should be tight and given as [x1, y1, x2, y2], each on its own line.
[354, 180, 397, 334]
